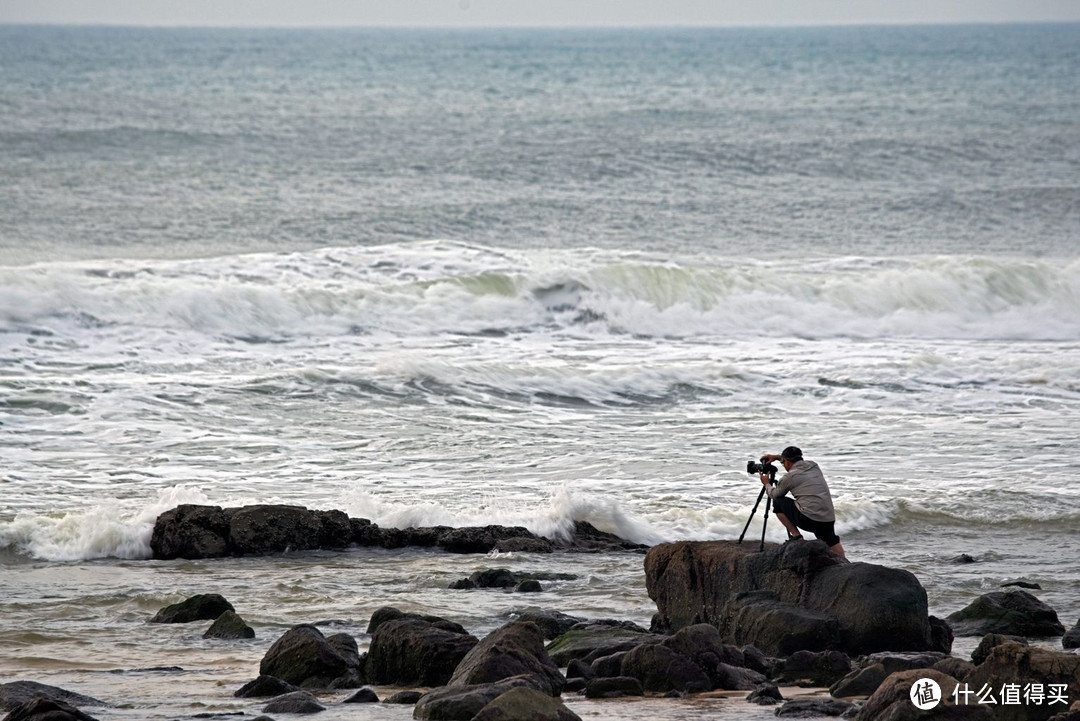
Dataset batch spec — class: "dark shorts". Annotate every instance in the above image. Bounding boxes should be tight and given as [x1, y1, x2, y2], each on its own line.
[772, 495, 840, 546]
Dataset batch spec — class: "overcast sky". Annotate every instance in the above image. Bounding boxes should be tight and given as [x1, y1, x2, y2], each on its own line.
[2, 0, 1080, 28]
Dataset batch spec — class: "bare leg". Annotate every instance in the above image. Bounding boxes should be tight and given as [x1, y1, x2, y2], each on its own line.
[829, 542, 846, 558]
[773, 512, 802, 539]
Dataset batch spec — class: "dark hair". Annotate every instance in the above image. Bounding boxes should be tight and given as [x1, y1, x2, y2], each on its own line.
[780, 446, 803, 462]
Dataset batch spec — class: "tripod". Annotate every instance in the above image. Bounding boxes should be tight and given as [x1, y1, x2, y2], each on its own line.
[738, 482, 773, 552]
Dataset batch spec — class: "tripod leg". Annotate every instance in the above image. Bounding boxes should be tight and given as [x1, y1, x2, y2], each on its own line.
[759, 494, 772, 551]
[738, 485, 768, 544]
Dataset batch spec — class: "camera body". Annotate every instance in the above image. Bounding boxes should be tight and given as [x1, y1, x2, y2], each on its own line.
[747, 460, 778, 482]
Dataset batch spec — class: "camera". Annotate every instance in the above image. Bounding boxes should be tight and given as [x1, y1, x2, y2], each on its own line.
[746, 460, 778, 481]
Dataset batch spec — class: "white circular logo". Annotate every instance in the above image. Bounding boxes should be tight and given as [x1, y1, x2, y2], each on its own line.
[910, 678, 942, 710]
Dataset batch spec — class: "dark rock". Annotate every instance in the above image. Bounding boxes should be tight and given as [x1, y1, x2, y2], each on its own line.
[465, 569, 520, 589]
[831, 663, 888, 698]
[150, 504, 232, 559]
[951, 554, 978, 564]
[930, 615, 955, 654]
[746, 683, 783, 705]
[565, 659, 592, 681]
[933, 657, 977, 681]
[261, 691, 325, 714]
[234, 675, 301, 698]
[562, 521, 649, 553]
[740, 644, 775, 676]
[564, 678, 587, 694]
[1, 698, 99, 721]
[856, 668, 993, 721]
[448, 621, 565, 696]
[545, 623, 663, 666]
[229, 505, 325, 555]
[584, 676, 644, 699]
[343, 687, 378, 703]
[946, 590, 1066, 637]
[259, 625, 362, 689]
[365, 606, 467, 635]
[775, 650, 854, 687]
[383, 690, 424, 704]
[714, 662, 767, 691]
[619, 643, 711, 693]
[512, 608, 584, 640]
[587, 652, 627, 679]
[470, 687, 582, 721]
[662, 623, 747, 686]
[515, 580, 543, 593]
[972, 633, 1028, 665]
[314, 510, 352, 548]
[0, 682, 106, 712]
[151, 594, 234, 624]
[862, 651, 947, 675]
[494, 537, 555, 553]
[777, 698, 857, 717]
[645, 540, 939, 657]
[439, 526, 540, 554]
[1063, 619, 1080, 650]
[1002, 580, 1042, 590]
[413, 676, 549, 720]
[1048, 704, 1080, 721]
[364, 617, 478, 687]
[965, 642, 1080, 721]
[204, 610, 255, 639]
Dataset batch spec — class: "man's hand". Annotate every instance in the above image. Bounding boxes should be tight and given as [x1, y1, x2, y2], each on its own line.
[760, 453, 780, 463]
[759, 473, 771, 485]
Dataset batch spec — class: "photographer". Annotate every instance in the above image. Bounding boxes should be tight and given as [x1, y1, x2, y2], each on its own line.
[759, 446, 846, 558]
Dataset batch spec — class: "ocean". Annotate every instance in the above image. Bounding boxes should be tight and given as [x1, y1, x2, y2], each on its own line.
[1, 23, 1079, 720]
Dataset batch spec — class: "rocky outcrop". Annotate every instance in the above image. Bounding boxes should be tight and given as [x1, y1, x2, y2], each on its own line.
[204, 610, 255, 639]
[150, 593, 234, 623]
[150, 505, 642, 559]
[0, 682, 106, 712]
[261, 690, 325, 714]
[234, 675, 301, 698]
[364, 616, 478, 687]
[512, 608, 584, 640]
[258, 625, 363, 689]
[946, 590, 1066, 637]
[964, 642, 1080, 721]
[645, 540, 941, 656]
[1, 698, 100, 721]
[470, 686, 582, 721]
[544, 621, 663, 666]
[413, 676, 549, 720]
[1064, 619, 1080, 650]
[856, 668, 993, 721]
[448, 621, 565, 696]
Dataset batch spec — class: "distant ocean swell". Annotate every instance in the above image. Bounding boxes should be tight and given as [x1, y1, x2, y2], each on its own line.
[1, 247, 1078, 342]
[2, 484, 1078, 563]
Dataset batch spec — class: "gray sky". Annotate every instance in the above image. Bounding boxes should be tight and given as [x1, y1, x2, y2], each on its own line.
[2, 0, 1079, 27]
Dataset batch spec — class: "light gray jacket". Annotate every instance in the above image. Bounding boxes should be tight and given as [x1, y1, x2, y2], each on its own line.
[767, 459, 836, 523]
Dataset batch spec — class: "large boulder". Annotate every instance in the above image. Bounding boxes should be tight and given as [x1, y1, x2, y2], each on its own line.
[0, 682, 106, 712]
[413, 676, 548, 721]
[227, 505, 330, 555]
[512, 608, 584, 640]
[262, 690, 325, 714]
[619, 643, 711, 693]
[544, 622, 664, 666]
[259, 624, 362, 689]
[365, 606, 467, 636]
[1064, 619, 1080, 650]
[856, 668, 993, 721]
[1, 698, 100, 721]
[964, 642, 1080, 721]
[448, 621, 565, 696]
[438, 526, 542, 554]
[203, 610, 255, 639]
[150, 505, 232, 559]
[364, 617, 478, 687]
[150, 593, 234, 623]
[946, 590, 1066, 637]
[470, 687, 582, 721]
[234, 675, 301, 698]
[645, 540, 939, 656]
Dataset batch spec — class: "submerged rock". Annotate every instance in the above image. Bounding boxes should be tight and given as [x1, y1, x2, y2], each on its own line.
[203, 610, 255, 639]
[234, 675, 301, 698]
[151, 593, 234, 624]
[0, 682, 107, 712]
[1, 698, 100, 721]
[262, 690, 325, 714]
[946, 590, 1066, 637]
[645, 540, 941, 656]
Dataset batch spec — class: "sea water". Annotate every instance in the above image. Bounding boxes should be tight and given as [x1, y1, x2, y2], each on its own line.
[1, 24, 1079, 719]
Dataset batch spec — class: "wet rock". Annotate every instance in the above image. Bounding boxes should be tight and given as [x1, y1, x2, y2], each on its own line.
[587, 652, 627, 679]
[1063, 619, 1080, 650]
[971, 634, 1028, 665]
[439, 526, 541, 554]
[234, 675, 301, 698]
[861, 651, 948, 675]
[364, 617, 478, 687]
[933, 656, 977, 681]
[856, 668, 992, 721]
[261, 691, 325, 714]
[1, 698, 99, 721]
[646, 540, 940, 656]
[544, 622, 663, 666]
[512, 608, 584, 640]
[776, 698, 856, 717]
[494, 537, 555, 554]
[565, 659, 591, 681]
[150, 505, 232, 559]
[448, 621, 565, 696]
[1002, 580, 1043, 590]
[951, 554, 978, 564]
[413, 676, 548, 720]
[228, 505, 326, 555]
[965, 642, 1080, 721]
[1049, 703, 1080, 721]
[383, 690, 423, 704]
[0, 682, 106, 712]
[946, 590, 1065, 637]
[365, 606, 467, 635]
[151, 593, 234, 624]
[713, 662, 767, 691]
[746, 683, 783, 705]
[564, 678, 587, 693]
[929, 615, 955, 654]
[204, 610, 255, 639]
[562, 521, 649, 553]
[775, 650, 854, 687]
[515, 580, 543, 593]
[342, 687, 378, 703]
[619, 643, 712, 693]
[831, 663, 888, 698]
[583, 676, 644, 699]
[662, 623, 748, 686]
[259, 625, 362, 689]
[470, 686, 582, 721]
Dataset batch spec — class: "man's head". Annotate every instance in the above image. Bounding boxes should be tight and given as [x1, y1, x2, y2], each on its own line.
[780, 446, 803, 469]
